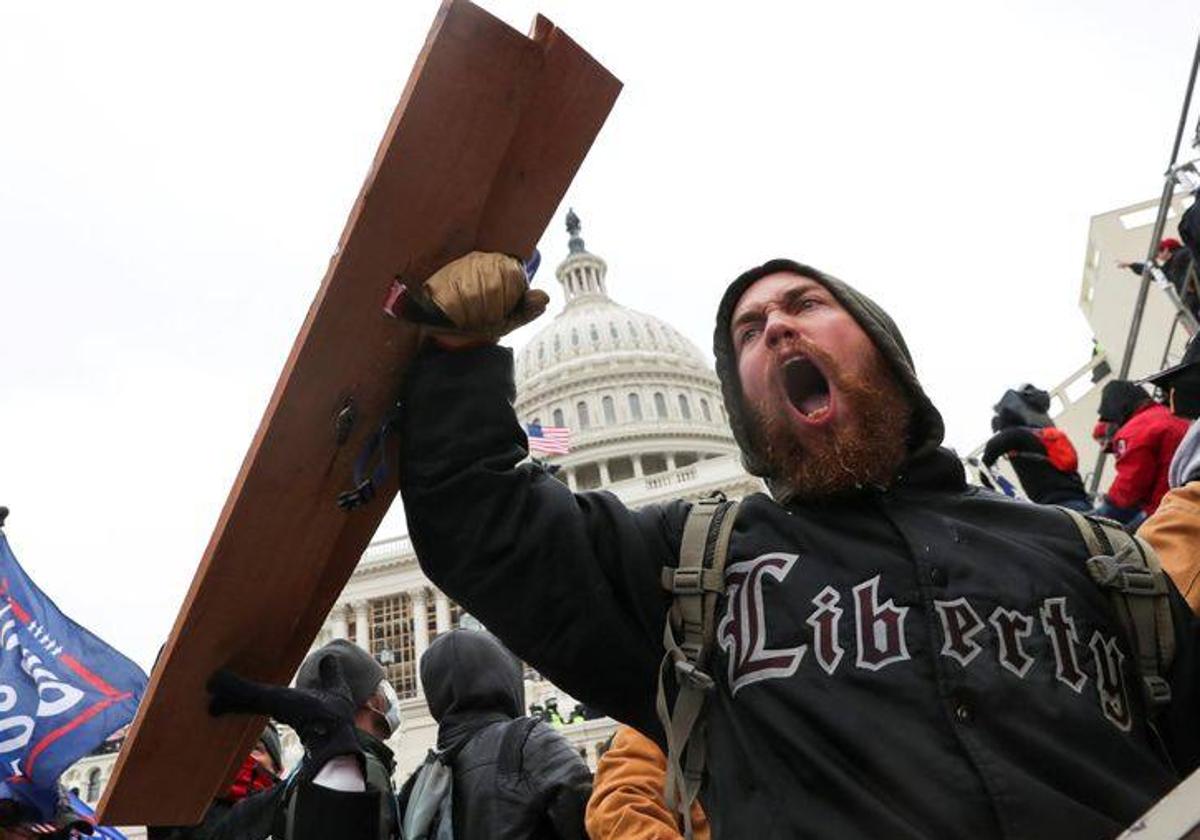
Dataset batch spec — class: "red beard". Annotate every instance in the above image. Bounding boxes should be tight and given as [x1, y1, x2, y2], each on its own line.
[746, 338, 912, 502]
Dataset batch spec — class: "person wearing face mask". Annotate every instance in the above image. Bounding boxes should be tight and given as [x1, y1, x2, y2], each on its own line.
[1139, 334, 1200, 615]
[204, 639, 406, 840]
[147, 724, 285, 839]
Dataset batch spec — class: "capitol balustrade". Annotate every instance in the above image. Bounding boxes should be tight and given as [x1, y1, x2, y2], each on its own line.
[359, 533, 414, 567]
[605, 451, 758, 502]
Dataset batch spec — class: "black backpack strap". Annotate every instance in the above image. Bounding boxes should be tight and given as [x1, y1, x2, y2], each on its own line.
[656, 494, 740, 839]
[497, 716, 542, 776]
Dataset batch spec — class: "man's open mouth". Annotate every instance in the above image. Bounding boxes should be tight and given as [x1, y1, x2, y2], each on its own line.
[783, 356, 832, 420]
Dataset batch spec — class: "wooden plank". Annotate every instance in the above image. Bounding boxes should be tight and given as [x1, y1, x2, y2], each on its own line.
[98, 0, 620, 825]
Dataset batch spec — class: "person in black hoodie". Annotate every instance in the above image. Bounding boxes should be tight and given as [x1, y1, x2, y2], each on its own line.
[399, 629, 591, 840]
[385, 248, 1200, 840]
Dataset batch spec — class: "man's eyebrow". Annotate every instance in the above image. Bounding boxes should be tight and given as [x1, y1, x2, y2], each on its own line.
[731, 306, 763, 331]
[785, 283, 826, 303]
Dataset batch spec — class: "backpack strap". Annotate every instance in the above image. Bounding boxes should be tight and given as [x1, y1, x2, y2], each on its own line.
[656, 494, 739, 840]
[497, 716, 541, 776]
[1057, 507, 1176, 717]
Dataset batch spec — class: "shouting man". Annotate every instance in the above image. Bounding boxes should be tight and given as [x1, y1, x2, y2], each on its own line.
[397, 254, 1200, 838]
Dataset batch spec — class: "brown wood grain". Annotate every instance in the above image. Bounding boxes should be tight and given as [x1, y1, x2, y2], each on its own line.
[98, 0, 619, 825]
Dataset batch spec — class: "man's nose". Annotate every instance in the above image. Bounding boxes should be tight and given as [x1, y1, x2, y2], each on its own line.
[763, 312, 797, 349]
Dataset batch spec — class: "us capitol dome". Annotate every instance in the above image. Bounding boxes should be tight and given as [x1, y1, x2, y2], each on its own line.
[513, 210, 757, 501]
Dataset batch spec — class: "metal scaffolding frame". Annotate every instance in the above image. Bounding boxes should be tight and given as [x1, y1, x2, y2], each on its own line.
[1088, 29, 1200, 496]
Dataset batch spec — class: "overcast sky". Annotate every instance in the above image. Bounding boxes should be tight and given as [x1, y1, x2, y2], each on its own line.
[3, 0, 1199, 668]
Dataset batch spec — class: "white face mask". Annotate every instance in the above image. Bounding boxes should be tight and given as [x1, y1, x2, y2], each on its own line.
[371, 680, 404, 737]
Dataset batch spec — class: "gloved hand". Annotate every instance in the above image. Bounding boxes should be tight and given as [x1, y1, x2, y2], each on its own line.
[208, 655, 361, 772]
[1093, 421, 1116, 453]
[398, 252, 549, 343]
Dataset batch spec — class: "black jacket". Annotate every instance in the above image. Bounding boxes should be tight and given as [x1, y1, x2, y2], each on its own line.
[403, 629, 591, 840]
[981, 426, 1088, 505]
[399, 344, 1200, 840]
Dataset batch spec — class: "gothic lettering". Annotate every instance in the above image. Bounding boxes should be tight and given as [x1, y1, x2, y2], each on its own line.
[989, 606, 1034, 678]
[1089, 631, 1132, 731]
[807, 586, 845, 675]
[853, 576, 910, 671]
[1040, 597, 1087, 693]
[935, 598, 985, 666]
[717, 553, 805, 694]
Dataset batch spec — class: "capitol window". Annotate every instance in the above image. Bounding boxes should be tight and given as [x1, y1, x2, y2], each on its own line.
[628, 393, 643, 421]
[576, 463, 601, 489]
[608, 457, 634, 482]
[86, 767, 102, 802]
[642, 453, 667, 475]
[701, 398, 712, 422]
[572, 329, 580, 348]
[678, 395, 692, 420]
[553, 408, 565, 427]
[577, 401, 591, 429]
[590, 325, 600, 345]
[654, 392, 668, 419]
[370, 595, 418, 699]
[602, 395, 616, 424]
[610, 322, 619, 339]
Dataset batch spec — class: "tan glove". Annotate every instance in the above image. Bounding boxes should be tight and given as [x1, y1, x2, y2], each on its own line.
[416, 252, 549, 341]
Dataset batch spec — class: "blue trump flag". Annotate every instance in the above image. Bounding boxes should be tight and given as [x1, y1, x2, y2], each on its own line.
[0, 530, 146, 815]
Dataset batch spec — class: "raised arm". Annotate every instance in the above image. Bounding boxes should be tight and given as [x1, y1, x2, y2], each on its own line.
[399, 342, 685, 735]
[981, 427, 1040, 467]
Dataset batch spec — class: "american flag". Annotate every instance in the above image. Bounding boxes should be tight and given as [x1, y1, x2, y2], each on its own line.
[526, 422, 571, 455]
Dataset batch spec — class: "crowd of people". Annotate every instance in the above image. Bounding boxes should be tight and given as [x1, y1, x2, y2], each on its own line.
[137, 205, 1200, 839]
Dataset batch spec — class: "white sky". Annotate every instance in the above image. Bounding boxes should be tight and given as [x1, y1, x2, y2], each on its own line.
[3, 0, 1199, 669]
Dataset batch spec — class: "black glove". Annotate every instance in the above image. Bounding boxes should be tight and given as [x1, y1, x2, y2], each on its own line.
[208, 655, 361, 772]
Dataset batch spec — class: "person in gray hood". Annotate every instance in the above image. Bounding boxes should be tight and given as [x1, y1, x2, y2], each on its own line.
[398, 629, 591, 840]
[388, 251, 1200, 839]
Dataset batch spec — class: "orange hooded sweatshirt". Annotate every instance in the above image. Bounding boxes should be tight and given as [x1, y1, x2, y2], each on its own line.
[1138, 482, 1200, 615]
[585, 725, 709, 840]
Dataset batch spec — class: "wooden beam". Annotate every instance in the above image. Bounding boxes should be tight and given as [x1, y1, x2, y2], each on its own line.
[98, 0, 619, 825]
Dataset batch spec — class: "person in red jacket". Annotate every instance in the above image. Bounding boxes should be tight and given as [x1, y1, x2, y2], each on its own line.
[1093, 380, 1189, 527]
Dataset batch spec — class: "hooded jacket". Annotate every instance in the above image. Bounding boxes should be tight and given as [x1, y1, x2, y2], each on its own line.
[1105, 402, 1189, 514]
[585, 725, 709, 840]
[408, 630, 592, 840]
[398, 257, 1200, 839]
